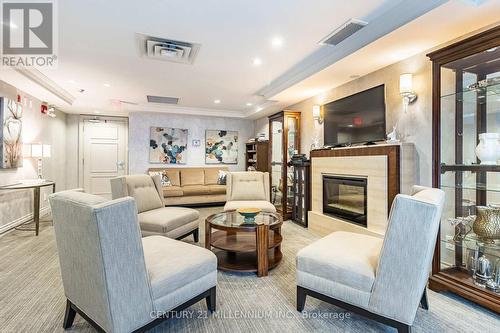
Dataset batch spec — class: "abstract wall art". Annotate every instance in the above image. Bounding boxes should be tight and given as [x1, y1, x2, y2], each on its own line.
[205, 130, 238, 164]
[149, 127, 188, 164]
[0, 97, 23, 168]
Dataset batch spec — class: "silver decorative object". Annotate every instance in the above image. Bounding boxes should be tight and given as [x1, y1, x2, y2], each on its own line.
[474, 255, 493, 287]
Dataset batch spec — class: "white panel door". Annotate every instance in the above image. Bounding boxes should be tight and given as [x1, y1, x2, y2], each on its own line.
[82, 119, 127, 198]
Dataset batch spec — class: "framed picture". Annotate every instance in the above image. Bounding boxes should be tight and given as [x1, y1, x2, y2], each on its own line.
[0, 97, 23, 169]
[205, 130, 238, 164]
[149, 127, 188, 164]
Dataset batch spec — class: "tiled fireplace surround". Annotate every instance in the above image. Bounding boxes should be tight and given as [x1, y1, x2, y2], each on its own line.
[308, 143, 416, 238]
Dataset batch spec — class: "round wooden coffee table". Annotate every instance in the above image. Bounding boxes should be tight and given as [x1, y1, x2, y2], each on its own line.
[205, 210, 283, 277]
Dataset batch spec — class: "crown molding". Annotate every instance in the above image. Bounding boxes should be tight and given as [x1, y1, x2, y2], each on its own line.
[14, 67, 76, 105]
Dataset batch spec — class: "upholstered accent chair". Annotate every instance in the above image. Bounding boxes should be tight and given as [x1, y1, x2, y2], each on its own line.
[49, 190, 217, 333]
[296, 186, 445, 333]
[223, 171, 276, 213]
[110, 174, 200, 241]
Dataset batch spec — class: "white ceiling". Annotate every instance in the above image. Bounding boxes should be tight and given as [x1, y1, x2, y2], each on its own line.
[1, 0, 499, 118]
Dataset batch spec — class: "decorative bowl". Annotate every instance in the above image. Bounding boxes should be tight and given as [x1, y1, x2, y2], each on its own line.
[237, 208, 262, 223]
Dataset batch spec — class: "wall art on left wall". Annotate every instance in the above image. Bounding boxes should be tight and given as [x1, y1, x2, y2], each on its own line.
[0, 97, 23, 168]
[149, 127, 188, 164]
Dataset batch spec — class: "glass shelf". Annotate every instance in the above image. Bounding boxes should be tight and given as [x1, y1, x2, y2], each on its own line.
[441, 80, 500, 102]
[440, 183, 500, 193]
[441, 233, 500, 255]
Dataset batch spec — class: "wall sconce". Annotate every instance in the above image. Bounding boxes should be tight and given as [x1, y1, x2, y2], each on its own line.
[399, 73, 417, 112]
[24, 143, 51, 180]
[312, 105, 323, 124]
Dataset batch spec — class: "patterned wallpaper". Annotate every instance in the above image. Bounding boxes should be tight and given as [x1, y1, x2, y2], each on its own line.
[128, 111, 255, 173]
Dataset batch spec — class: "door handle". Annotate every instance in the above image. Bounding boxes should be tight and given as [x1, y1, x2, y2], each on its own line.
[117, 161, 125, 170]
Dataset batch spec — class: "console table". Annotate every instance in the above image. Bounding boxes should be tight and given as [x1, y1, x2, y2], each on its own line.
[0, 180, 55, 236]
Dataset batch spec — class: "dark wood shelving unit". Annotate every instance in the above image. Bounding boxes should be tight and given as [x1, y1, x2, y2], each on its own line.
[427, 25, 500, 313]
[245, 141, 269, 172]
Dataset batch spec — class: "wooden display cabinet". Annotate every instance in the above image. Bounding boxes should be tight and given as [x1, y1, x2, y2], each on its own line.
[427, 25, 500, 313]
[268, 111, 301, 220]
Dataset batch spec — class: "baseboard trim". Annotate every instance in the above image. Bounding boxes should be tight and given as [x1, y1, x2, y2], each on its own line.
[0, 207, 51, 235]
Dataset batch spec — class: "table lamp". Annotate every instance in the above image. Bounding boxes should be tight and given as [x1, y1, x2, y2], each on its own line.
[24, 143, 51, 180]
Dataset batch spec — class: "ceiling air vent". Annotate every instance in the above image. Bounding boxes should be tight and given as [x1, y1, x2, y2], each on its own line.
[147, 95, 179, 104]
[138, 34, 200, 64]
[319, 19, 368, 46]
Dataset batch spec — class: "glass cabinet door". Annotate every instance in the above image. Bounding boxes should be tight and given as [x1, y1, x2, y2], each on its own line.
[438, 46, 500, 297]
[285, 114, 299, 215]
[270, 118, 283, 212]
[269, 111, 301, 218]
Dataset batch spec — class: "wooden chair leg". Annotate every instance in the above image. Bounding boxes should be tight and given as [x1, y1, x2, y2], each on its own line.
[193, 228, 199, 243]
[420, 288, 429, 310]
[63, 299, 77, 329]
[297, 286, 307, 312]
[205, 287, 216, 312]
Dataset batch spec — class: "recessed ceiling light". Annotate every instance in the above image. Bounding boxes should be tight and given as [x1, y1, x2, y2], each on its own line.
[103, 83, 111, 87]
[214, 99, 221, 104]
[271, 36, 284, 48]
[253, 58, 262, 66]
[256, 107, 263, 112]
[246, 103, 253, 106]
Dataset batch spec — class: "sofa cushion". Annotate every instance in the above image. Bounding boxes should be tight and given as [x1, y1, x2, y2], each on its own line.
[204, 168, 221, 185]
[142, 236, 217, 302]
[296, 231, 383, 292]
[229, 172, 266, 200]
[163, 186, 183, 197]
[182, 185, 210, 196]
[224, 200, 276, 213]
[138, 207, 199, 234]
[124, 175, 163, 213]
[208, 184, 226, 195]
[181, 169, 204, 186]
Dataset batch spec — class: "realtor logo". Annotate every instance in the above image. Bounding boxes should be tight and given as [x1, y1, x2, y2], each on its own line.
[1, 0, 57, 68]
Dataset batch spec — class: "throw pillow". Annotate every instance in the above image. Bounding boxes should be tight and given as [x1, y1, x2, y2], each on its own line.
[149, 171, 171, 186]
[217, 170, 227, 185]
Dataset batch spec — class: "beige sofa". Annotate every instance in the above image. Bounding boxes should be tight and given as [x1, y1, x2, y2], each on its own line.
[148, 167, 228, 206]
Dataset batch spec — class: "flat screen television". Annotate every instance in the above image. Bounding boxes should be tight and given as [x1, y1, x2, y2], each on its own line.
[323, 84, 386, 146]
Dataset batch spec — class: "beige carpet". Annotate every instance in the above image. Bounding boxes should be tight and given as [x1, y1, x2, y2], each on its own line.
[0, 206, 499, 333]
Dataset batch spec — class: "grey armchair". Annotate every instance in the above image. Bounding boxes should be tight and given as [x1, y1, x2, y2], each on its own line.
[49, 190, 217, 332]
[110, 174, 200, 241]
[224, 171, 276, 213]
[296, 186, 445, 333]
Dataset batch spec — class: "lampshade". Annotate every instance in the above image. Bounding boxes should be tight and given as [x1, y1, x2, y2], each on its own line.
[31, 144, 43, 158]
[312, 105, 321, 118]
[43, 144, 51, 157]
[400, 73, 413, 94]
[22, 144, 32, 157]
[26, 143, 51, 158]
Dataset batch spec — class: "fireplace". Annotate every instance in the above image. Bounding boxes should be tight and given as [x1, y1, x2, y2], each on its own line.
[322, 175, 367, 227]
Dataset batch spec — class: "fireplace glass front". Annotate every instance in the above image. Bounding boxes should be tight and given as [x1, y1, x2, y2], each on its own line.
[323, 175, 367, 227]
